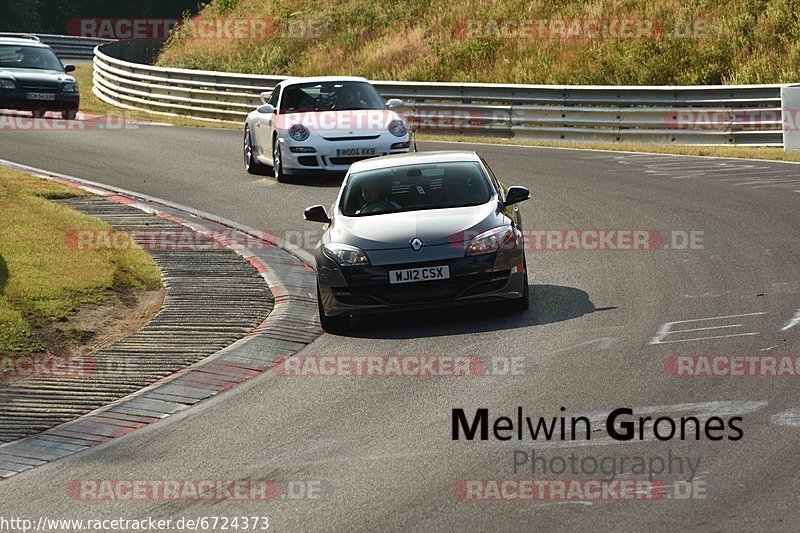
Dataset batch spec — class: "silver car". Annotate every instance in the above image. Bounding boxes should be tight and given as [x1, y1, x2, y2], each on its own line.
[304, 151, 530, 332]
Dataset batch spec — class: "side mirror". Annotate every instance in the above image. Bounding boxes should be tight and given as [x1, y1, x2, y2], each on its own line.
[386, 98, 403, 109]
[257, 103, 275, 114]
[63, 64, 76, 73]
[503, 186, 530, 206]
[304, 205, 331, 224]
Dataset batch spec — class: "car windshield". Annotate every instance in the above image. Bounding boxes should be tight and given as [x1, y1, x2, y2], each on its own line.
[0, 44, 63, 71]
[280, 81, 385, 113]
[340, 161, 493, 217]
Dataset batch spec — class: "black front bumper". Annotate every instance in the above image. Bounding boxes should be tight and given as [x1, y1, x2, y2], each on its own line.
[0, 91, 79, 112]
[317, 249, 527, 316]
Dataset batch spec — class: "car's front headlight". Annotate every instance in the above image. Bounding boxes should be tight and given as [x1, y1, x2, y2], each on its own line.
[323, 243, 370, 266]
[289, 123, 310, 141]
[62, 82, 78, 93]
[388, 119, 407, 137]
[0, 80, 15, 90]
[465, 226, 522, 256]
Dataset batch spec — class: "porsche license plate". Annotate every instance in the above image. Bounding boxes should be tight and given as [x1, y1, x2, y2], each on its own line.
[336, 147, 376, 157]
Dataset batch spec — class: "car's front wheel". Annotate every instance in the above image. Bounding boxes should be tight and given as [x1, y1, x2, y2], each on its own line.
[317, 284, 349, 333]
[244, 126, 268, 175]
[273, 138, 288, 183]
[61, 110, 77, 120]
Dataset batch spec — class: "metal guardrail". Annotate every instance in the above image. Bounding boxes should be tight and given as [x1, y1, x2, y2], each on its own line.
[92, 39, 786, 145]
[0, 33, 112, 59]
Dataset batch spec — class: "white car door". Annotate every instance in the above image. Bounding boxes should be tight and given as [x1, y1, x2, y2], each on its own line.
[255, 86, 280, 160]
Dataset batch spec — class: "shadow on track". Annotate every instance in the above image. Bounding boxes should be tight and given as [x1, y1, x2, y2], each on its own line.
[343, 284, 614, 339]
[250, 168, 345, 188]
[280, 172, 346, 188]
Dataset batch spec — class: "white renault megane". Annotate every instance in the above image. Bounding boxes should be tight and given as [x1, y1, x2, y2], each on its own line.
[243, 76, 411, 181]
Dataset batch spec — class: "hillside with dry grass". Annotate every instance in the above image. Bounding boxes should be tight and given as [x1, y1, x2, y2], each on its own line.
[155, 0, 800, 85]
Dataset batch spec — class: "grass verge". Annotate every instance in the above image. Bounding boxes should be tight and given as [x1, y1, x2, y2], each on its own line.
[0, 168, 162, 354]
[156, 0, 800, 86]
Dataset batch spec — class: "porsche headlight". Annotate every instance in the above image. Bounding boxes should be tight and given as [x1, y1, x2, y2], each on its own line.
[388, 119, 407, 137]
[465, 226, 521, 256]
[323, 243, 370, 266]
[289, 123, 310, 141]
[0, 80, 15, 90]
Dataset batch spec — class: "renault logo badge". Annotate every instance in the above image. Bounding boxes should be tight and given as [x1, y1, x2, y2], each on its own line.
[410, 238, 423, 251]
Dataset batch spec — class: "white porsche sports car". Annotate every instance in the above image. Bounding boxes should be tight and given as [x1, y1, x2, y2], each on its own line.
[243, 76, 411, 181]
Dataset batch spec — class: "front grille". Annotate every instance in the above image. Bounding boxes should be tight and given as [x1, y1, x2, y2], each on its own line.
[20, 84, 59, 91]
[323, 135, 380, 141]
[328, 155, 381, 165]
[336, 270, 510, 306]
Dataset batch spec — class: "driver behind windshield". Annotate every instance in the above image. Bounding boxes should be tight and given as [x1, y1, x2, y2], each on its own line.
[7, 46, 62, 71]
[356, 180, 400, 214]
[336, 87, 363, 110]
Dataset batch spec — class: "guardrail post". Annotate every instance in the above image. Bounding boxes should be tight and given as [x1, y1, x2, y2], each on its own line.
[781, 84, 800, 151]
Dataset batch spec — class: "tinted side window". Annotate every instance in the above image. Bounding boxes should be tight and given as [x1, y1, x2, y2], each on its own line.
[268, 86, 280, 108]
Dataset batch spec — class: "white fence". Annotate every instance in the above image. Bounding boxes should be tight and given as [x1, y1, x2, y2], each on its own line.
[90, 39, 786, 145]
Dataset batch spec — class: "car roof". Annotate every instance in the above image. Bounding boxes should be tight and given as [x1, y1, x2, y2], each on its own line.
[349, 151, 483, 173]
[279, 76, 369, 87]
[0, 37, 48, 48]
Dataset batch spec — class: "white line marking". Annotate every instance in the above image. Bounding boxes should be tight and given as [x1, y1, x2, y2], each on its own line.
[733, 179, 796, 186]
[650, 312, 766, 344]
[750, 181, 800, 189]
[772, 409, 800, 427]
[781, 309, 800, 331]
[650, 332, 760, 344]
[668, 324, 744, 334]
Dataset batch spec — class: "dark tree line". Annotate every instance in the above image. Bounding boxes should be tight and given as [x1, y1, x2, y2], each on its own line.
[0, 0, 201, 34]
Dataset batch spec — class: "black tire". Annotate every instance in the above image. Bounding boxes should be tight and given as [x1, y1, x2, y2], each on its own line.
[243, 126, 268, 175]
[317, 284, 349, 333]
[510, 266, 530, 312]
[32, 110, 46, 119]
[61, 110, 77, 120]
[272, 137, 288, 183]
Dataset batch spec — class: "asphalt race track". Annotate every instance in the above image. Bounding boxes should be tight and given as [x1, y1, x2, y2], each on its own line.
[1, 117, 799, 531]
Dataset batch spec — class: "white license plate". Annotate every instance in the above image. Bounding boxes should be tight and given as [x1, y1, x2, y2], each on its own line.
[389, 265, 450, 285]
[27, 92, 56, 101]
[336, 147, 376, 157]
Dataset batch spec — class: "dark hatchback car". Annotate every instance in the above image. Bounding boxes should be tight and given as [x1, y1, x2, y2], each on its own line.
[0, 36, 79, 119]
[305, 151, 530, 332]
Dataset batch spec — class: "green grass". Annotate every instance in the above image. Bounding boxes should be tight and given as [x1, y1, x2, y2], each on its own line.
[0, 168, 162, 354]
[155, 0, 800, 85]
